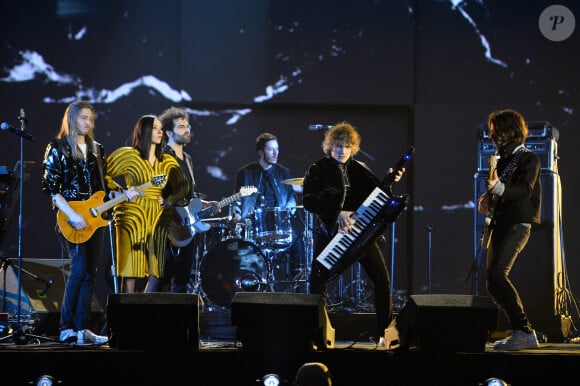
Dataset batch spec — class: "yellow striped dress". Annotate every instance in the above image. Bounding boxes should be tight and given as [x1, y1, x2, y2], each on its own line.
[105, 147, 188, 279]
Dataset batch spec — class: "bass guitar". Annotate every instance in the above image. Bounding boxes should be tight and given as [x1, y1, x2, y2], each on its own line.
[168, 185, 257, 247]
[481, 154, 499, 249]
[57, 174, 166, 244]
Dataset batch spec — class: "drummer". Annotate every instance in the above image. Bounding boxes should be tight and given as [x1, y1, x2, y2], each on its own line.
[232, 133, 303, 276]
[233, 132, 301, 223]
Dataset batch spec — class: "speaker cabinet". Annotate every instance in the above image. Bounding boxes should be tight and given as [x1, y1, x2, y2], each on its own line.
[394, 294, 498, 352]
[230, 292, 335, 352]
[107, 293, 200, 350]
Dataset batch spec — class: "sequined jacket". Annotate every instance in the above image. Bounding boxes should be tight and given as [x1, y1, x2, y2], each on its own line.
[42, 139, 106, 204]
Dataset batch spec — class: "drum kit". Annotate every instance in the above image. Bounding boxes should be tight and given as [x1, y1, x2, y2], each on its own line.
[189, 178, 316, 309]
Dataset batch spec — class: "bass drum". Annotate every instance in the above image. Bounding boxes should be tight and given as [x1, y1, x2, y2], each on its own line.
[200, 238, 269, 308]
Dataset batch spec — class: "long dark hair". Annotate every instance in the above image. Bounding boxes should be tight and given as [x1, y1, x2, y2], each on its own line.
[131, 114, 163, 161]
[57, 100, 96, 161]
[487, 109, 528, 148]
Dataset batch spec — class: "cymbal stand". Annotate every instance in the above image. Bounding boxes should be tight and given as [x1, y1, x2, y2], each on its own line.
[347, 262, 373, 311]
[187, 235, 209, 309]
[290, 210, 313, 293]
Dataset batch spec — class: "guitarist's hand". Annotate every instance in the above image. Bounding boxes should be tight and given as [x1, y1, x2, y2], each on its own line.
[477, 193, 490, 215]
[67, 212, 87, 230]
[485, 169, 499, 191]
[125, 187, 140, 202]
[387, 167, 406, 183]
[204, 201, 221, 215]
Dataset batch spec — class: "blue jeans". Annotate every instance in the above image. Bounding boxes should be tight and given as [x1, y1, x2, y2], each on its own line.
[60, 227, 105, 331]
[486, 223, 532, 332]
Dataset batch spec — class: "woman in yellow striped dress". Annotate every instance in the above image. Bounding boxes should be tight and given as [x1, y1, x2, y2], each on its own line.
[105, 115, 188, 293]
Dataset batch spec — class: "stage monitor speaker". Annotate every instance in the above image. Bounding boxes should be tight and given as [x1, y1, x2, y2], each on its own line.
[230, 292, 335, 352]
[107, 292, 200, 351]
[394, 294, 498, 352]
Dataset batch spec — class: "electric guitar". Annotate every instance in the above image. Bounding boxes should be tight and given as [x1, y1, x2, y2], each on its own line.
[481, 154, 499, 249]
[168, 185, 257, 247]
[57, 174, 166, 244]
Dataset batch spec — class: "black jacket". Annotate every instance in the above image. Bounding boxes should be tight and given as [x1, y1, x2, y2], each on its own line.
[233, 162, 296, 220]
[493, 144, 542, 227]
[302, 157, 382, 229]
[42, 139, 106, 203]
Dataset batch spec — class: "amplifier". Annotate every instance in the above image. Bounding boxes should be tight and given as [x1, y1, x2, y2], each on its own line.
[477, 138, 558, 172]
[477, 121, 559, 140]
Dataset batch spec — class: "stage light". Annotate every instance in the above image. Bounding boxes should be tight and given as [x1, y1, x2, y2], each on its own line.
[35, 374, 58, 386]
[479, 377, 510, 386]
[260, 373, 283, 386]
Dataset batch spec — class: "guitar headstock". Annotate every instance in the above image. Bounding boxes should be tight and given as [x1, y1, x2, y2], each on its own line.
[240, 186, 258, 197]
[151, 174, 166, 186]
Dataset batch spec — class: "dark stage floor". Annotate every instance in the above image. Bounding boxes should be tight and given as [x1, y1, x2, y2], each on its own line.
[1, 305, 580, 386]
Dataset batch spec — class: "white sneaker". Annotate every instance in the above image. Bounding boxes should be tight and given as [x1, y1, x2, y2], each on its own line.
[493, 329, 539, 351]
[59, 328, 77, 343]
[77, 329, 108, 345]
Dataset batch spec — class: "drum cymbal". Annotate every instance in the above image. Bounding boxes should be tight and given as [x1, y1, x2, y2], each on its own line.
[281, 177, 304, 185]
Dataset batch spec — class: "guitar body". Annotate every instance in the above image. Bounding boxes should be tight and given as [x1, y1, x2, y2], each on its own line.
[166, 206, 196, 247]
[480, 193, 496, 249]
[167, 186, 258, 247]
[56, 191, 110, 244]
[56, 174, 166, 244]
[168, 198, 210, 247]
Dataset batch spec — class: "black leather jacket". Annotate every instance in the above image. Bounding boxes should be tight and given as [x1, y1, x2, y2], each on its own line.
[42, 139, 106, 203]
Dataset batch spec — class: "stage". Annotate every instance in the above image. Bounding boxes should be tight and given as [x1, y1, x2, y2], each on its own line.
[1, 306, 579, 386]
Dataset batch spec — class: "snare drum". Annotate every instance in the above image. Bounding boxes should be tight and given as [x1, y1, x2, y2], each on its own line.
[253, 207, 293, 249]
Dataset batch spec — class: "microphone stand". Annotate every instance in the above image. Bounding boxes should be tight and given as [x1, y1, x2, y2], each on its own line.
[0, 110, 54, 344]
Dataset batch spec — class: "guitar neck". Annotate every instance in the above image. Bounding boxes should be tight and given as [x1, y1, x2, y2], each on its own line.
[90, 181, 153, 217]
[198, 192, 242, 218]
[382, 146, 414, 191]
[488, 153, 498, 181]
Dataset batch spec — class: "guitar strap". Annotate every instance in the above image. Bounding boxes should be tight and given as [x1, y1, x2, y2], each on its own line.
[497, 146, 529, 183]
[183, 152, 198, 198]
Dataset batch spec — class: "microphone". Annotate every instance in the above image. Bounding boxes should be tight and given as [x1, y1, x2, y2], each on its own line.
[1, 122, 36, 141]
[308, 124, 333, 131]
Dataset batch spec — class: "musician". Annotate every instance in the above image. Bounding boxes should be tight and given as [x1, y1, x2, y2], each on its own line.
[302, 121, 404, 347]
[233, 132, 300, 221]
[233, 132, 303, 282]
[105, 115, 189, 293]
[42, 100, 138, 344]
[146, 106, 220, 293]
[477, 109, 541, 351]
